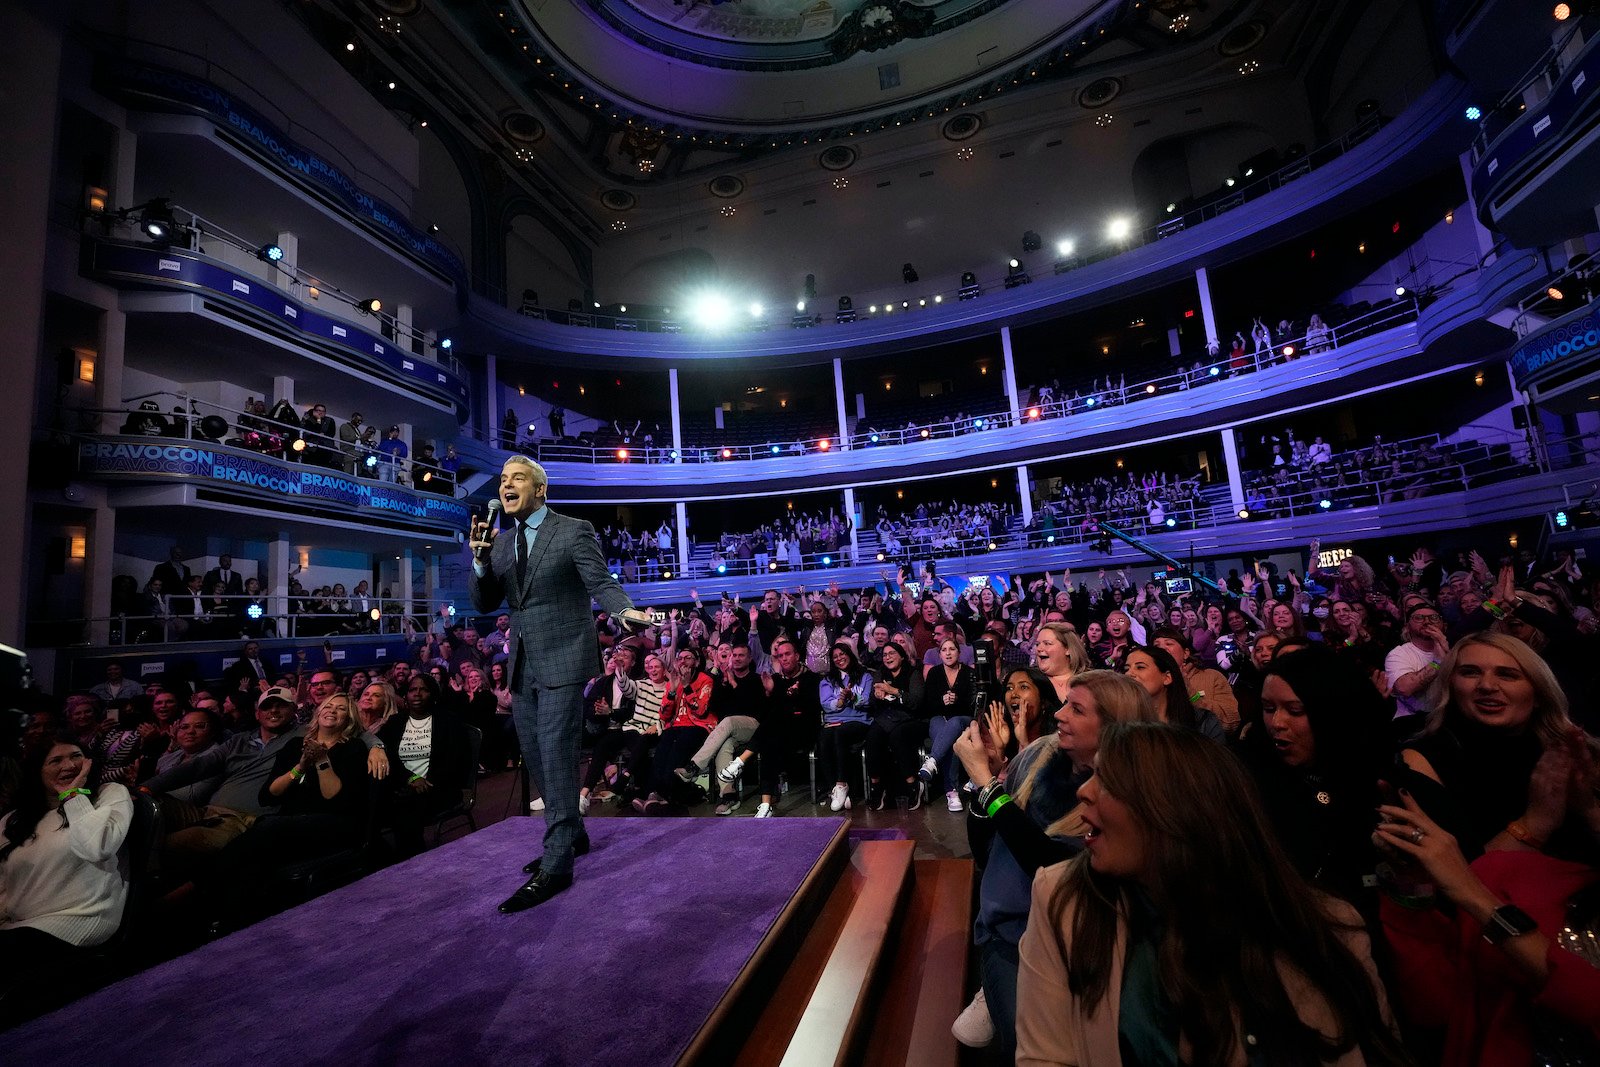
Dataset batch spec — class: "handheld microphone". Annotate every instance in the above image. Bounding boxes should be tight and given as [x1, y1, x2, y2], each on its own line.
[478, 499, 503, 561]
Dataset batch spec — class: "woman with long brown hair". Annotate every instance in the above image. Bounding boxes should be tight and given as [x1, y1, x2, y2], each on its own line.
[1017, 721, 1405, 1066]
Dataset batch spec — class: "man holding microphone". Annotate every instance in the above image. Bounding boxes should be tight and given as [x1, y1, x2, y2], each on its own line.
[470, 456, 650, 912]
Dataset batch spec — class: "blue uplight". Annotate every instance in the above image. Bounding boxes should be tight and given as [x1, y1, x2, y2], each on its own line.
[716, 563, 727, 575]
[1164, 517, 1177, 528]
[772, 445, 781, 454]
[1555, 510, 1569, 527]
[869, 434, 879, 443]
[1208, 366, 1221, 377]
[821, 555, 832, 565]
[1085, 397, 1096, 407]
[1319, 499, 1333, 510]
[1465, 105, 1482, 121]
[246, 603, 264, 620]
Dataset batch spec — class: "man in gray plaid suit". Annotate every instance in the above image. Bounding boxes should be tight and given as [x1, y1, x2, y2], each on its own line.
[470, 456, 649, 912]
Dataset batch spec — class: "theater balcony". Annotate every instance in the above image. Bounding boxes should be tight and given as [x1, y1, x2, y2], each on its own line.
[463, 242, 1550, 503]
[78, 236, 470, 423]
[1469, 15, 1600, 248]
[60, 434, 471, 542]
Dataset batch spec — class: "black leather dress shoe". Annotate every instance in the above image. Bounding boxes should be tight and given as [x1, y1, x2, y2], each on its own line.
[498, 870, 573, 913]
[523, 833, 590, 874]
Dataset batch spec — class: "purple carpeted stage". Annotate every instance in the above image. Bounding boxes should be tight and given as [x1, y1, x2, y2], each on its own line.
[9, 817, 848, 1066]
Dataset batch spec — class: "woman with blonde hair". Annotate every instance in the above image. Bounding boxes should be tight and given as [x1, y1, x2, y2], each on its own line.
[214, 692, 371, 924]
[355, 680, 400, 735]
[1399, 630, 1583, 860]
[1033, 622, 1091, 702]
[1018, 721, 1405, 1066]
[950, 670, 1155, 1057]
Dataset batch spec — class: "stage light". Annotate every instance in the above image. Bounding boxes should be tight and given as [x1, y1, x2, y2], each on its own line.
[292, 438, 306, 452]
[447, 605, 456, 617]
[616, 448, 629, 460]
[869, 305, 878, 313]
[918, 299, 926, 307]
[716, 563, 727, 575]
[920, 428, 929, 438]
[1555, 2, 1572, 19]
[1008, 259, 1019, 269]
[1145, 384, 1156, 394]
[974, 418, 986, 428]
[876, 551, 886, 562]
[836, 295, 857, 324]
[796, 300, 806, 312]
[370, 607, 382, 621]
[771, 445, 781, 455]
[364, 454, 378, 469]
[869, 433, 879, 443]
[901, 301, 909, 309]
[438, 337, 453, 350]
[818, 438, 830, 450]
[345, 41, 356, 51]
[1106, 217, 1131, 241]
[821, 555, 831, 565]
[902, 263, 919, 283]
[1282, 345, 1295, 357]
[527, 422, 537, 432]
[669, 449, 679, 460]
[421, 471, 432, 483]
[246, 603, 264, 620]
[987, 541, 997, 551]
[1164, 517, 1177, 528]
[933, 295, 942, 303]
[722, 448, 733, 459]
[1026, 407, 1040, 419]
[611, 572, 620, 580]
[1085, 397, 1096, 407]
[1056, 239, 1075, 257]
[1238, 508, 1250, 519]
[1548, 286, 1566, 301]
[1209, 366, 1220, 377]
[749, 302, 764, 318]
[1167, 202, 1177, 213]
[256, 243, 285, 263]
[768, 561, 779, 571]
[357, 297, 383, 315]
[1556, 510, 1569, 527]
[663, 570, 673, 579]
[1465, 105, 1482, 121]
[690, 292, 734, 330]
[139, 198, 178, 242]
[1225, 177, 1237, 188]
[1046, 534, 1055, 544]
[1319, 499, 1333, 510]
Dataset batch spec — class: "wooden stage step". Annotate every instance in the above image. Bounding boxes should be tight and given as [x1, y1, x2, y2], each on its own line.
[712, 841, 974, 1067]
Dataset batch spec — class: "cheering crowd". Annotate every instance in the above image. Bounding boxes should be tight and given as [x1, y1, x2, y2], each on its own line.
[4, 532, 1599, 1063]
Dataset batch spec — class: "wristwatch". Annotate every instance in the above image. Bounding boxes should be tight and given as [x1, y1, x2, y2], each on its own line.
[316, 761, 333, 772]
[1481, 903, 1538, 944]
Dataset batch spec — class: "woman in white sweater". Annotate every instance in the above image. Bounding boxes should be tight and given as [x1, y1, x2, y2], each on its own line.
[0, 735, 133, 1027]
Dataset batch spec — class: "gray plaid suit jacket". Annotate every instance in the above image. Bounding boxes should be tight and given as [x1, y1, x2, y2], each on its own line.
[468, 510, 634, 689]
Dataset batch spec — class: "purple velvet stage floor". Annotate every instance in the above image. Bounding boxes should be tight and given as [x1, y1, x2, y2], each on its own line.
[9, 817, 846, 1066]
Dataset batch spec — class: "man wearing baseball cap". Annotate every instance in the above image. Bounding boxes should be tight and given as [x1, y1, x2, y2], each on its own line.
[145, 685, 389, 870]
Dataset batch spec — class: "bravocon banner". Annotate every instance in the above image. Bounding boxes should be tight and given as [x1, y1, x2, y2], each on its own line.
[1508, 295, 1600, 391]
[86, 240, 469, 412]
[79, 440, 470, 529]
[93, 57, 465, 284]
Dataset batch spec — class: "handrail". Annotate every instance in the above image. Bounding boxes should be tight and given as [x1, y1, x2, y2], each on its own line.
[45, 605, 412, 648]
[1469, 13, 1599, 162]
[465, 299, 1419, 464]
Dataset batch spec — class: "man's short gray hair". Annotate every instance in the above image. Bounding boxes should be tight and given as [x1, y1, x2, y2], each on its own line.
[504, 455, 547, 486]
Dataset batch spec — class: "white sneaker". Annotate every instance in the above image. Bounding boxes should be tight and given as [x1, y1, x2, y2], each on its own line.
[717, 756, 745, 783]
[829, 783, 849, 812]
[917, 756, 938, 783]
[754, 802, 774, 818]
[530, 797, 545, 812]
[577, 794, 590, 816]
[951, 989, 994, 1048]
[946, 789, 963, 812]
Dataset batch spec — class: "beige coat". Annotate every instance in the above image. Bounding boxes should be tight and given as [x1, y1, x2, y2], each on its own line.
[1016, 863, 1391, 1066]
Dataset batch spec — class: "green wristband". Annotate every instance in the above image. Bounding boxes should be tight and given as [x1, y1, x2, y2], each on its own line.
[56, 787, 91, 802]
[409, 774, 425, 784]
[986, 793, 1013, 819]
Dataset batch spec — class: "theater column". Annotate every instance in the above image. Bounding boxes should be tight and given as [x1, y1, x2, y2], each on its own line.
[1195, 267, 1219, 351]
[1016, 465, 1034, 527]
[668, 367, 683, 462]
[274, 232, 298, 291]
[843, 489, 860, 561]
[274, 376, 295, 409]
[675, 502, 689, 573]
[1001, 326, 1020, 421]
[833, 358, 849, 444]
[400, 549, 415, 622]
[269, 538, 291, 635]
[396, 304, 415, 355]
[87, 501, 115, 646]
[1220, 429, 1246, 514]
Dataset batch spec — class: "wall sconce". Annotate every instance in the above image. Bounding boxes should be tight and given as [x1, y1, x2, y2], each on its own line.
[84, 186, 107, 213]
[69, 536, 87, 560]
[77, 356, 95, 383]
